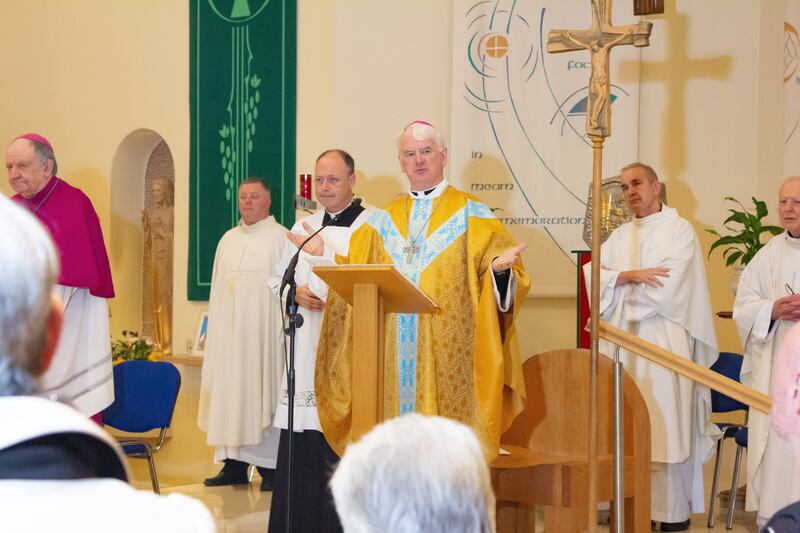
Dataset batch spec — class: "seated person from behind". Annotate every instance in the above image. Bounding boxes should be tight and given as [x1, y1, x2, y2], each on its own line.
[330, 414, 495, 533]
[0, 194, 215, 533]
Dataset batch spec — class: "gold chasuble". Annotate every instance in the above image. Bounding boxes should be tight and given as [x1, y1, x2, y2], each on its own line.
[315, 186, 529, 459]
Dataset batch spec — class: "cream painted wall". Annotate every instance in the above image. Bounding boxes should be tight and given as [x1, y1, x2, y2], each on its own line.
[0, 0, 789, 361]
[636, 1, 785, 353]
[297, 1, 455, 207]
[0, 1, 206, 350]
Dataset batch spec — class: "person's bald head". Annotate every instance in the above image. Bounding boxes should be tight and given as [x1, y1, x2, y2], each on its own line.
[238, 178, 272, 225]
[779, 176, 800, 236]
[397, 121, 448, 191]
[780, 176, 800, 194]
[619, 162, 661, 218]
[314, 149, 356, 213]
[5, 136, 57, 199]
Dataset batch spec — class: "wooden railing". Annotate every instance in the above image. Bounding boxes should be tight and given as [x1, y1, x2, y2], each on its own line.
[599, 321, 772, 414]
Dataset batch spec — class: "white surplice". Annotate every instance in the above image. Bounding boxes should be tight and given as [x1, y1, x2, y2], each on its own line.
[0, 396, 215, 533]
[268, 207, 372, 432]
[198, 216, 286, 468]
[39, 285, 114, 416]
[733, 232, 800, 521]
[584, 206, 719, 522]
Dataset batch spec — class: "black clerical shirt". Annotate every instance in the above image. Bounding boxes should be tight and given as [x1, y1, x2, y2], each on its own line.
[322, 200, 365, 227]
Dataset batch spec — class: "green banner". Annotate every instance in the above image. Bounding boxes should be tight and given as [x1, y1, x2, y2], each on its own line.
[189, 0, 296, 300]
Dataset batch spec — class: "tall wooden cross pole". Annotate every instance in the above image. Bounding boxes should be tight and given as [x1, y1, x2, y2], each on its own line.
[547, 2, 651, 531]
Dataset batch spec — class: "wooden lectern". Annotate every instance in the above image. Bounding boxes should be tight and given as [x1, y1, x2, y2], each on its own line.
[313, 265, 438, 441]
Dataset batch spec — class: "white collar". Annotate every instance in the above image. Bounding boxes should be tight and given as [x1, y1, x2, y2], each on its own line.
[409, 179, 449, 199]
[239, 215, 275, 233]
[325, 198, 357, 218]
[633, 204, 674, 226]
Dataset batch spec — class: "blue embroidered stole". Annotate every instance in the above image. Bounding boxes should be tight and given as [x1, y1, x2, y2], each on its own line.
[366, 194, 494, 413]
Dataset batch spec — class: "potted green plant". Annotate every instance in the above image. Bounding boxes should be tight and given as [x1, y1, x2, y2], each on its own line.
[706, 196, 783, 292]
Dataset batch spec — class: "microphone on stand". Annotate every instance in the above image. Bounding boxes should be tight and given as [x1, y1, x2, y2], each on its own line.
[279, 197, 361, 296]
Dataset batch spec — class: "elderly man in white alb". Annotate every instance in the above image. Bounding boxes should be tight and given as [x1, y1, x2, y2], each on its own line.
[0, 194, 215, 532]
[584, 162, 718, 532]
[198, 178, 286, 490]
[734, 176, 800, 528]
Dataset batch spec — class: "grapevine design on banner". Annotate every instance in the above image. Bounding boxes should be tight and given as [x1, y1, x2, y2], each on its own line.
[210, 0, 269, 224]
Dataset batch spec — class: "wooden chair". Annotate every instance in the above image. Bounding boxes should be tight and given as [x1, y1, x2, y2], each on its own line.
[491, 349, 650, 532]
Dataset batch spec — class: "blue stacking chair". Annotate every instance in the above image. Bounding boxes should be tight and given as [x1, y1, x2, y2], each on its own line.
[707, 352, 749, 528]
[102, 360, 182, 494]
[726, 427, 749, 529]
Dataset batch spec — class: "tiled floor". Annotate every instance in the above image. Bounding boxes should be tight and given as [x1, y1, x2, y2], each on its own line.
[162, 483, 273, 533]
[156, 480, 758, 532]
[147, 437, 760, 532]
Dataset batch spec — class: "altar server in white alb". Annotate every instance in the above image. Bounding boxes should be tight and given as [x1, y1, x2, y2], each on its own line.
[733, 176, 800, 527]
[584, 162, 718, 532]
[267, 149, 371, 533]
[198, 178, 286, 490]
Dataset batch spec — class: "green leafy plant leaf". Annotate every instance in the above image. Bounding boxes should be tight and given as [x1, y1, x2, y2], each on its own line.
[725, 251, 743, 266]
[707, 196, 782, 267]
[754, 197, 767, 219]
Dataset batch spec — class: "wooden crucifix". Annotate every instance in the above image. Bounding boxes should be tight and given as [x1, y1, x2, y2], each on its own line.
[547, 0, 652, 137]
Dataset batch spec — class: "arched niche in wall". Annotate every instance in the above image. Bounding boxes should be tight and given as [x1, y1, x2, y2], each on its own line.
[109, 129, 171, 343]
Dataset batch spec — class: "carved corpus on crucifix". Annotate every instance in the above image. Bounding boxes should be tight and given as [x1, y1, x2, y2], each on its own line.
[547, 0, 652, 137]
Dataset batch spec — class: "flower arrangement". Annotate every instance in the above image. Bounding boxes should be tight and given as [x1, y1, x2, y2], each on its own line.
[706, 196, 784, 267]
[111, 330, 161, 363]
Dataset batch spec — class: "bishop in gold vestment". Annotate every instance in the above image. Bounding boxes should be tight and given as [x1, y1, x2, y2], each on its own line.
[314, 121, 529, 459]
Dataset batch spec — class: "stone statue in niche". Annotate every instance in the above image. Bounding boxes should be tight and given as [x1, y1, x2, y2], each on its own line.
[142, 177, 174, 352]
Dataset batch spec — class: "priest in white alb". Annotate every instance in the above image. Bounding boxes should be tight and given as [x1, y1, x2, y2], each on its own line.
[198, 178, 286, 490]
[267, 149, 371, 533]
[584, 162, 719, 532]
[733, 176, 800, 527]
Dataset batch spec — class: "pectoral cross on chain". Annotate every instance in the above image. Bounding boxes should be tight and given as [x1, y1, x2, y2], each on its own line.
[547, 0, 652, 137]
[403, 241, 420, 263]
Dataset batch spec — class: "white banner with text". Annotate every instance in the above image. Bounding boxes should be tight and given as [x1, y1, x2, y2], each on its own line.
[450, 0, 644, 295]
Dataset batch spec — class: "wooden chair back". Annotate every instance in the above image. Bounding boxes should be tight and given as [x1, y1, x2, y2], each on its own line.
[493, 349, 651, 532]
